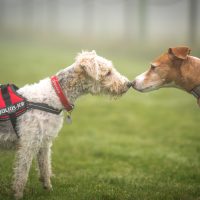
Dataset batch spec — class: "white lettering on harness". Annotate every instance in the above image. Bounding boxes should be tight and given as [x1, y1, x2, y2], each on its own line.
[0, 101, 25, 116]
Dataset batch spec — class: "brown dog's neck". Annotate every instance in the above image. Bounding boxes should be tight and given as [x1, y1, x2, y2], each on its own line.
[175, 56, 200, 93]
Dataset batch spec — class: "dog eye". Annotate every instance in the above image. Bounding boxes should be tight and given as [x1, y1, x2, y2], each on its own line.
[106, 71, 111, 76]
[151, 65, 156, 70]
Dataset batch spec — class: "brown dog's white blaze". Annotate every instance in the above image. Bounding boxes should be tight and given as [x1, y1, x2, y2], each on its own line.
[132, 46, 194, 92]
[132, 61, 173, 92]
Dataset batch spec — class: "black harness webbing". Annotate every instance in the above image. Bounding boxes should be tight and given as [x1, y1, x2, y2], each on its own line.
[28, 102, 62, 115]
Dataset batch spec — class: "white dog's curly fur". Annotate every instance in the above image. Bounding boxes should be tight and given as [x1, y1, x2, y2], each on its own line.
[0, 51, 131, 199]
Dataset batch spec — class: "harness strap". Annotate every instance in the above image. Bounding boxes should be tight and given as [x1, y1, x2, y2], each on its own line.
[1, 85, 19, 137]
[28, 102, 62, 115]
[191, 85, 200, 99]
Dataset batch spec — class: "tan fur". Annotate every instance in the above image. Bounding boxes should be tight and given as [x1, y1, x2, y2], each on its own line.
[133, 47, 200, 105]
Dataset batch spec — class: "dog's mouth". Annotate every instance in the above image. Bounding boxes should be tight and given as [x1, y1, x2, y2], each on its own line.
[133, 81, 163, 92]
[134, 85, 155, 92]
[108, 87, 129, 98]
[91, 82, 130, 98]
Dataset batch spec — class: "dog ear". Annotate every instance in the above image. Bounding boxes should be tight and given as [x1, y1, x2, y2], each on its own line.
[81, 58, 99, 80]
[76, 51, 99, 80]
[168, 46, 191, 60]
[91, 50, 96, 55]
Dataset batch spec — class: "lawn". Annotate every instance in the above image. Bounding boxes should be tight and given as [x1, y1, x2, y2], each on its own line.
[0, 39, 200, 200]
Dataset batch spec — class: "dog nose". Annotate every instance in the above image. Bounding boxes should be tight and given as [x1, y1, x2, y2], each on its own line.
[127, 82, 132, 88]
[132, 80, 136, 87]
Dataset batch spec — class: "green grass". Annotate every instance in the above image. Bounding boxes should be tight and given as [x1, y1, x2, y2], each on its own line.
[1, 40, 200, 200]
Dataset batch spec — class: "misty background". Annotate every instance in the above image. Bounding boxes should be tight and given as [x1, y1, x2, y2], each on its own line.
[0, 0, 199, 48]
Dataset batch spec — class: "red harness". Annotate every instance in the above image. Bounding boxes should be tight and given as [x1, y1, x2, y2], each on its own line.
[0, 84, 27, 122]
[0, 76, 73, 137]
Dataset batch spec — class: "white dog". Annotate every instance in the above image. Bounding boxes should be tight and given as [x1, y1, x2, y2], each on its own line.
[0, 51, 131, 199]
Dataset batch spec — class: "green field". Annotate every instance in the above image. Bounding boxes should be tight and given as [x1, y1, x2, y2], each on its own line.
[0, 40, 200, 200]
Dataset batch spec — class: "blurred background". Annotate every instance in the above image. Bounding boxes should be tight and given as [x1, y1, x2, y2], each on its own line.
[1, 1, 200, 199]
[0, 0, 200, 43]
[0, 0, 199, 83]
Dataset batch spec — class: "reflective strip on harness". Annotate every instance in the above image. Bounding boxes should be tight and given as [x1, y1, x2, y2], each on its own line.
[28, 102, 62, 115]
[0, 101, 27, 117]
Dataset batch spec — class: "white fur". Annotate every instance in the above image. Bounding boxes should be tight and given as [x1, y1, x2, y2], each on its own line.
[135, 71, 147, 83]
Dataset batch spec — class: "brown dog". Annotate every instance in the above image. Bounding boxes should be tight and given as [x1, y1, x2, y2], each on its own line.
[132, 46, 200, 105]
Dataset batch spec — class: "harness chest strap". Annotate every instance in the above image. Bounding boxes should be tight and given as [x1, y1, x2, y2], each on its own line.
[28, 102, 62, 115]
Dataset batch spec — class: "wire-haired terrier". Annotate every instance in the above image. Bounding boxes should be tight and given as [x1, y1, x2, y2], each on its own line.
[0, 51, 131, 199]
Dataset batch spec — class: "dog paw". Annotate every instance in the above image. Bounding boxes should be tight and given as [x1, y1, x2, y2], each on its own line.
[14, 192, 23, 200]
[44, 184, 53, 191]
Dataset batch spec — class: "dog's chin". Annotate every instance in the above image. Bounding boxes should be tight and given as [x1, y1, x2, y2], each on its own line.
[104, 89, 127, 99]
[90, 86, 128, 99]
[134, 85, 159, 92]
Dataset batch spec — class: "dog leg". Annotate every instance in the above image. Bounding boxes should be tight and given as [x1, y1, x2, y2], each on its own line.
[12, 138, 41, 199]
[37, 142, 53, 190]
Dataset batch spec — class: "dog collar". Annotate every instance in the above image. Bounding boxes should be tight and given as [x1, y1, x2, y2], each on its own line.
[51, 75, 74, 112]
[190, 85, 200, 99]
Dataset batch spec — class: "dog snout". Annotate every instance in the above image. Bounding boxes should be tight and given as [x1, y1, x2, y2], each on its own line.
[132, 80, 136, 88]
[127, 82, 132, 88]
